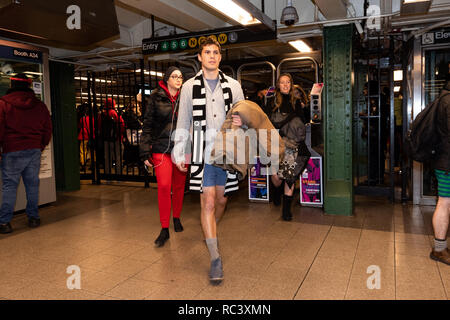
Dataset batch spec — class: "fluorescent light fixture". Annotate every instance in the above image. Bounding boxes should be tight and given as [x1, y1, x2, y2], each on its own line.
[135, 69, 163, 77]
[403, 0, 430, 3]
[400, 0, 431, 15]
[394, 70, 403, 82]
[24, 71, 43, 76]
[394, 86, 401, 92]
[74, 76, 115, 84]
[200, 0, 261, 25]
[288, 40, 312, 53]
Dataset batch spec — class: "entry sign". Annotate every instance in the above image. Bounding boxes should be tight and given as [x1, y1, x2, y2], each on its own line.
[248, 157, 269, 202]
[300, 157, 323, 206]
[143, 26, 276, 55]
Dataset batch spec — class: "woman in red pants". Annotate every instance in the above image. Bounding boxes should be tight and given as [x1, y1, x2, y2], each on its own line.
[140, 66, 187, 247]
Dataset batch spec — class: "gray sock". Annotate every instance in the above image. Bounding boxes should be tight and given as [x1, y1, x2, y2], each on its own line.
[205, 238, 220, 261]
[434, 238, 448, 252]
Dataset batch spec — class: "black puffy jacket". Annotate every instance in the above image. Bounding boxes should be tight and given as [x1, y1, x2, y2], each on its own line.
[139, 81, 179, 160]
[434, 81, 450, 171]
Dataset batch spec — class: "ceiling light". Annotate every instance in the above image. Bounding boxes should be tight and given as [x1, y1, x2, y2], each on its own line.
[400, 0, 431, 15]
[394, 70, 403, 82]
[288, 40, 312, 53]
[403, 0, 430, 3]
[281, 0, 299, 26]
[394, 86, 401, 92]
[200, 0, 261, 25]
[135, 69, 163, 77]
[24, 71, 43, 76]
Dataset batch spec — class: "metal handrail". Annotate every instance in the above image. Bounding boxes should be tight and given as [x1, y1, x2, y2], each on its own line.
[237, 61, 276, 87]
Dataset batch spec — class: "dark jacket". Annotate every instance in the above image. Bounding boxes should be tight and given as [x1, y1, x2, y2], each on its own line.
[97, 98, 125, 142]
[434, 82, 450, 171]
[0, 88, 52, 154]
[264, 94, 309, 125]
[264, 94, 310, 187]
[139, 81, 179, 160]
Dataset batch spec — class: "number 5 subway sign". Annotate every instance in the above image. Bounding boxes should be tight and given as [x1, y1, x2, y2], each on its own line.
[142, 26, 276, 55]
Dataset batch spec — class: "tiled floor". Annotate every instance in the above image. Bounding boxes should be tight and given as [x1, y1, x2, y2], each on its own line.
[0, 182, 449, 300]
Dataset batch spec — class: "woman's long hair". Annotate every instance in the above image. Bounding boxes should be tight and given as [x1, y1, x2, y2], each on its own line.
[273, 73, 297, 112]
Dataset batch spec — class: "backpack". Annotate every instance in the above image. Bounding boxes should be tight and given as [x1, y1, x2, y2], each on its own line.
[101, 112, 118, 142]
[405, 92, 449, 163]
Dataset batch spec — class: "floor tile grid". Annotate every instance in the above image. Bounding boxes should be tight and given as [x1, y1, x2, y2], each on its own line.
[235, 221, 314, 300]
[98, 252, 190, 300]
[291, 224, 333, 299]
[342, 227, 364, 300]
[417, 206, 449, 300]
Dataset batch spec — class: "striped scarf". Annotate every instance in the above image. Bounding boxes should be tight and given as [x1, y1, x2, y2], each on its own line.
[189, 70, 239, 196]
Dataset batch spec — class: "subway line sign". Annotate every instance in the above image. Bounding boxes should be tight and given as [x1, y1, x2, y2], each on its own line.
[142, 26, 276, 55]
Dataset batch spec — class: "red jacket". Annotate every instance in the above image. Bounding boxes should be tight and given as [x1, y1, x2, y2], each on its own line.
[97, 98, 125, 141]
[78, 115, 95, 140]
[0, 89, 52, 154]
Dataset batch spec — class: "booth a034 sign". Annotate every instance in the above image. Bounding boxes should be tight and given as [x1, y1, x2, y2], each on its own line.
[300, 157, 323, 206]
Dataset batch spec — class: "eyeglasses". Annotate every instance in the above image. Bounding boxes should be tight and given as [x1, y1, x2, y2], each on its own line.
[170, 75, 183, 80]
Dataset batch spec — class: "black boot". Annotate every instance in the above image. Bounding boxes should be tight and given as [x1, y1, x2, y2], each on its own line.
[154, 228, 170, 247]
[173, 218, 184, 232]
[272, 182, 283, 206]
[282, 195, 293, 221]
[0, 223, 12, 234]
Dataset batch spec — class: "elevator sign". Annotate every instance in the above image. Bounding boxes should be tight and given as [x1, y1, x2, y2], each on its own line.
[422, 28, 450, 45]
[142, 26, 276, 55]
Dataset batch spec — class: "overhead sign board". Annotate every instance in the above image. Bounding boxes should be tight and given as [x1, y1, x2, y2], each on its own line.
[422, 28, 450, 45]
[0, 45, 42, 63]
[142, 26, 277, 55]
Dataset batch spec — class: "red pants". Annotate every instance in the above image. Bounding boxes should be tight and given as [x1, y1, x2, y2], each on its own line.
[152, 153, 187, 228]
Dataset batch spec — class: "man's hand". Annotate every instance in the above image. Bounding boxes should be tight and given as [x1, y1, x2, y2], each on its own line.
[176, 162, 188, 172]
[144, 159, 153, 168]
[231, 114, 243, 127]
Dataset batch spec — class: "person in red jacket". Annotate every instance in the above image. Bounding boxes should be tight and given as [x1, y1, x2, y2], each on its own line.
[98, 98, 125, 175]
[0, 73, 52, 234]
[78, 103, 95, 168]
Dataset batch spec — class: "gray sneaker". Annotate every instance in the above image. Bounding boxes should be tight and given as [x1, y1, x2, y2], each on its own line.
[209, 257, 224, 283]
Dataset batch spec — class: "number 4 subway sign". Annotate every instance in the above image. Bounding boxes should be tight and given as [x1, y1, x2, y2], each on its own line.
[142, 26, 276, 55]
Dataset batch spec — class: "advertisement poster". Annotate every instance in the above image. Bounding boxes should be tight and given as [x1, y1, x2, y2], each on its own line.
[248, 157, 269, 202]
[300, 156, 323, 206]
[39, 142, 53, 179]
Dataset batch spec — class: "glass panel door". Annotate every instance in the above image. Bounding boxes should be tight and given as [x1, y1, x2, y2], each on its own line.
[422, 48, 450, 197]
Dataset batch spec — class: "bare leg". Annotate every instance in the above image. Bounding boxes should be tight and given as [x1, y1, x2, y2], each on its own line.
[432, 197, 450, 240]
[284, 182, 295, 196]
[214, 185, 228, 223]
[200, 187, 217, 239]
[271, 174, 283, 187]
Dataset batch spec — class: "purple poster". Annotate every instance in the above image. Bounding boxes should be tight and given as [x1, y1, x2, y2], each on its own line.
[248, 157, 269, 202]
[300, 157, 323, 206]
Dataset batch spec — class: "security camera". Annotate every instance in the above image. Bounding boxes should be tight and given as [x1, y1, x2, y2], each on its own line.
[1, 64, 14, 75]
[281, 1, 299, 26]
[283, 17, 296, 26]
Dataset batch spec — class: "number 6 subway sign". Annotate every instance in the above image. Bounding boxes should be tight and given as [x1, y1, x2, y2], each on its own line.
[300, 157, 323, 207]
